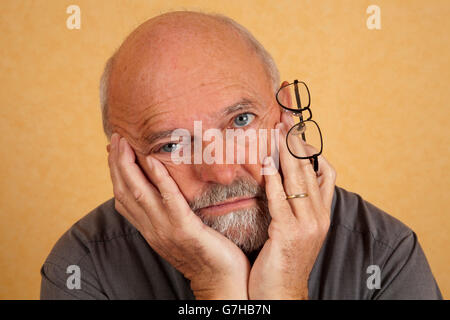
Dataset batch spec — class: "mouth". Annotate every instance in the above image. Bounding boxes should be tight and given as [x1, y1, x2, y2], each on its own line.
[198, 196, 257, 216]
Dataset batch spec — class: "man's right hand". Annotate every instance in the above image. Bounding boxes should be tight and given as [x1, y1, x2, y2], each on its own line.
[107, 133, 250, 299]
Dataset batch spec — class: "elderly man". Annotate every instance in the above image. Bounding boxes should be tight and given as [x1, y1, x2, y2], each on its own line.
[40, 11, 441, 299]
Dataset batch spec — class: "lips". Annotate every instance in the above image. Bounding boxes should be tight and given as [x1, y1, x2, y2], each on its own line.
[199, 196, 257, 216]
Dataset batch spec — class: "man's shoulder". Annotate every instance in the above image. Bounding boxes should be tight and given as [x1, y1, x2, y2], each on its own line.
[41, 198, 192, 299]
[331, 185, 413, 248]
[40, 198, 143, 299]
[44, 198, 138, 266]
[71, 198, 138, 242]
[312, 186, 442, 299]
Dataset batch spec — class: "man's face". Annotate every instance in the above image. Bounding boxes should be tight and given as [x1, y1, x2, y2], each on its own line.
[108, 16, 281, 252]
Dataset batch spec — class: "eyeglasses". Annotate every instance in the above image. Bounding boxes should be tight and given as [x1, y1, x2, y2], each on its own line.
[275, 80, 323, 172]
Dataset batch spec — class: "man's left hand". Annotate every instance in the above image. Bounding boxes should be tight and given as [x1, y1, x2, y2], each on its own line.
[248, 112, 336, 299]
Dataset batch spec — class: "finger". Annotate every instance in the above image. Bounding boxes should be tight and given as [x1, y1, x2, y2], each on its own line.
[281, 113, 323, 208]
[262, 156, 292, 222]
[116, 136, 165, 221]
[108, 133, 144, 230]
[281, 112, 319, 188]
[117, 137, 194, 228]
[303, 144, 336, 212]
[277, 121, 315, 218]
[283, 112, 336, 214]
[143, 155, 197, 226]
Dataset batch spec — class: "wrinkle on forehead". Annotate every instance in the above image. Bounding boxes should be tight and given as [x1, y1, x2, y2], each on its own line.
[130, 83, 262, 152]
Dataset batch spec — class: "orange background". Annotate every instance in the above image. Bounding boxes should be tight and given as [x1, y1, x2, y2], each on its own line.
[0, 0, 448, 299]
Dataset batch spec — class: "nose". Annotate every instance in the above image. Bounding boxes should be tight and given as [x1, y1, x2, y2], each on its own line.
[194, 163, 241, 185]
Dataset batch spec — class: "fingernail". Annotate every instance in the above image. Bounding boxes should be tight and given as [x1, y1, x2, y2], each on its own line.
[275, 122, 285, 131]
[281, 112, 295, 126]
[286, 115, 295, 126]
[111, 133, 119, 149]
[119, 137, 125, 153]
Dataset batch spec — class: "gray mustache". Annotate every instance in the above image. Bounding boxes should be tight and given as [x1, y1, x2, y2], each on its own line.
[189, 177, 267, 212]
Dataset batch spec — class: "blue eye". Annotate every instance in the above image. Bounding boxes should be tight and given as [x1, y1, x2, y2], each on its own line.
[233, 113, 255, 127]
[160, 142, 179, 153]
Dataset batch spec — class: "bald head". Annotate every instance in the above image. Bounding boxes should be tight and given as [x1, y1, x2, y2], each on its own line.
[100, 11, 279, 140]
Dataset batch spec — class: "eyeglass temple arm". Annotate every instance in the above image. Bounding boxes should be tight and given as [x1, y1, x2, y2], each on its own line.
[293, 80, 302, 110]
[294, 80, 307, 141]
[310, 155, 319, 172]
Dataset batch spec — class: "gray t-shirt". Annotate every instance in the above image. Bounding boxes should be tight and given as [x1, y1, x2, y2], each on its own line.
[40, 185, 442, 299]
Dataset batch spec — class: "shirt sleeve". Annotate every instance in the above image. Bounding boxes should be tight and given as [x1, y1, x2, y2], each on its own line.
[374, 231, 442, 300]
[40, 252, 108, 300]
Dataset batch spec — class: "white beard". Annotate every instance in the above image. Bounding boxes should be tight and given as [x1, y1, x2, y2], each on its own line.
[198, 204, 271, 253]
[190, 177, 271, 253]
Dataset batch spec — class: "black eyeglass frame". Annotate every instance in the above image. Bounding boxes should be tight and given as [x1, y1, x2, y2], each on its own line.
[275, 80, 323, 172]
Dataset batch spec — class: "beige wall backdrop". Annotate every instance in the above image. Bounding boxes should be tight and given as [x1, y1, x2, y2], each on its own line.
[0, 0, 449, 299]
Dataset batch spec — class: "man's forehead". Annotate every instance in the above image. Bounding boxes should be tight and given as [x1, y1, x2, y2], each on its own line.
[131, 68, 260, 117]
[109, 46, 262, 122]
[109, 15, 269, 112]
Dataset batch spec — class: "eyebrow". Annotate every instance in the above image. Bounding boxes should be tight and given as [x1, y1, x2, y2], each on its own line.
[144, 99, 256, 146]
[144, 129, 178, 146]
[220, 98, 255, 117]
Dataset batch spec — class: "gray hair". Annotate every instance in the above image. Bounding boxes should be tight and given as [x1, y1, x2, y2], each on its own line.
[99, 12, 280, 139]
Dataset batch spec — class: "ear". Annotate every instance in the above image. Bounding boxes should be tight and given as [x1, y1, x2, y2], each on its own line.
[278, 81, 292, 109]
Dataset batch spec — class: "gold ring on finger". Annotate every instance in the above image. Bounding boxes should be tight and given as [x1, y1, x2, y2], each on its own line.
[286, 193, 309, 200]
